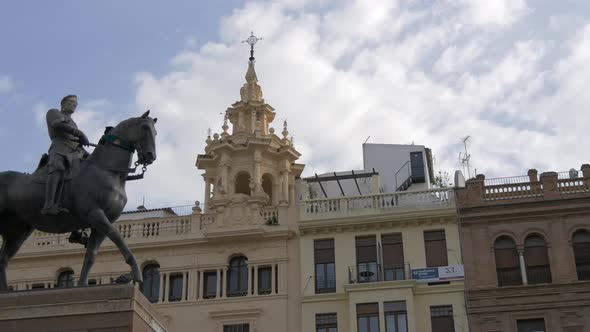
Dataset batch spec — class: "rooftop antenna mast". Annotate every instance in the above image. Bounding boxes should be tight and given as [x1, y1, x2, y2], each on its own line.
[458, 135, 472, 178]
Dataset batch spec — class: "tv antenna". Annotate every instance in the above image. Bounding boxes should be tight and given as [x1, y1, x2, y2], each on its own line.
[458, 135, 472, 178]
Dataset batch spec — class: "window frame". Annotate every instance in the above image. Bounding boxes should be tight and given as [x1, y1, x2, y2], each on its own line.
[315, 239, 336, 293]
[424, 230, 448, 268]
[141, 263, 160, 303]
[316, 312, 338, 332]
[57, 270, 74, 288]
[227, 256, 249, 297]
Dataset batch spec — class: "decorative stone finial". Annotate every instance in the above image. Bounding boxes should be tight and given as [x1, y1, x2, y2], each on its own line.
[206, 128, 212, 144]
[221, 113, 229, 137]
[282, 120, 289, 138]
[192, 201, 202, 214]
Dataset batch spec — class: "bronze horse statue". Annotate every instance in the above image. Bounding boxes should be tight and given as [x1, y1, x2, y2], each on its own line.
[0, 110, 157, 291]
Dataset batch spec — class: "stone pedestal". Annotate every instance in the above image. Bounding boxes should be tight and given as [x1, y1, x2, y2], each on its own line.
[0, 283, 167, 332]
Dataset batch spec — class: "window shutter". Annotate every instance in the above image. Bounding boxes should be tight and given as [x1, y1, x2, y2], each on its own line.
[425, 230, 448, 267]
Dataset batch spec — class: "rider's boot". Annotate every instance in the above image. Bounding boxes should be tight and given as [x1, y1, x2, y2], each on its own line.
[41, 172, 69, 215]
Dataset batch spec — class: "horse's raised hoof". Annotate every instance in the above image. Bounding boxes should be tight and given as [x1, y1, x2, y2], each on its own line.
[68, 230, 89, 247]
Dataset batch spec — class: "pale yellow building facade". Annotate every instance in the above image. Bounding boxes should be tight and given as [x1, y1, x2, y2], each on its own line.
[298, 187, 468, 332]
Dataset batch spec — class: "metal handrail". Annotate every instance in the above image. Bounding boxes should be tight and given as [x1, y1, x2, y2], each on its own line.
[394, 161, 412, 190]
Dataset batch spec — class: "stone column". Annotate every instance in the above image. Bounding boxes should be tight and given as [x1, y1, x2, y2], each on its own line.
[181, 271, 188, 301]
[253, 265, 259, 295]
[221, 165, 229, 195]
[279, 262, 287, 293]
[251, 110, 256, 134]
[222, 267, 228, 298]
[518, 250, 528, 285]
[163, 272, 169, 303]
[204, 178, 211, 212]
[198, 270, 204, 300]
[247, 264, 253, 295]
[216, 268, 221, 298]
[271, 264, 276, 295]
[280, 171, 288, 203]
[158, 273, 164, 303]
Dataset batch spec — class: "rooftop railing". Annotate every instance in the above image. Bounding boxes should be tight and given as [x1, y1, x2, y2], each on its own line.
[300, 188, 454, 221]
[460, 165, 590, 205]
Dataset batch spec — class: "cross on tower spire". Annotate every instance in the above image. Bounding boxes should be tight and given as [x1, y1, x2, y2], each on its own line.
[242, 31, 263, 62]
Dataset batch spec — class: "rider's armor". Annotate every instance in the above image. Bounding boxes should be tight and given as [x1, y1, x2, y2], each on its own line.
[42, 108, 87, 215]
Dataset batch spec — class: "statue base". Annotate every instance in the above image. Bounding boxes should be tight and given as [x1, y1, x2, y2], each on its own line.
[0, 283, 167, 332]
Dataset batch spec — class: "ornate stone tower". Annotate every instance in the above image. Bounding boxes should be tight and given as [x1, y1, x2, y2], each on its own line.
[196, 36, 304, 235]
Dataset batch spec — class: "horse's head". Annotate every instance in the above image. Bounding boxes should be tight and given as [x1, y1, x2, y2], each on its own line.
[134, 110, 158, 165]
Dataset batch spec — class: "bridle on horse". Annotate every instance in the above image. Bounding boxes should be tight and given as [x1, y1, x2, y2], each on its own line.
[96, 134, 150, 181]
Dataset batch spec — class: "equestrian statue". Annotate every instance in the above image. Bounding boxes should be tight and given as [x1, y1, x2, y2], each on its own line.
[0, 95, 157, 291]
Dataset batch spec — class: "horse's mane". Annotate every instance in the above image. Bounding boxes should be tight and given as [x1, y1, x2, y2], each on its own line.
[108, 117, 142, 137]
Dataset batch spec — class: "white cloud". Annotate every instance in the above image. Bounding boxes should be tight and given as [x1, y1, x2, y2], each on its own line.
[458, 0, 530, 27]
[129, 0, 590, 207]
[0, 76, 14, 94]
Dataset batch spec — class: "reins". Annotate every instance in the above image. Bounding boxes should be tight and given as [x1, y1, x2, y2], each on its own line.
[92, 134, 150, 181]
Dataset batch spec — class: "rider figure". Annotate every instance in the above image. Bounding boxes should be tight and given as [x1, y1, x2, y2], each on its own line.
[41, 95, 90, 215]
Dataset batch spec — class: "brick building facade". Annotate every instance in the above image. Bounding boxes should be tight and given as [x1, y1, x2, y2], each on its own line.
[456, 165, 590, 332]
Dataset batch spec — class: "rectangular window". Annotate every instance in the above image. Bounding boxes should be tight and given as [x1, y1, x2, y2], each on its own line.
[168, 274, 183, 302]
[357, 303, 380, 332]
[382, 233, 405, 281]
[410, 151, 425, 183]
[385, 301, 407, 332]
[31, 283, 45, 289]
[517, 318, 546, 332]
[223, 323, 250, 332]
[430, 305, 454, 332]
[203, 271, 217, 299]
[424, 230, 448, 267]
[356, 236, 379, 282]
[315, 239, 336, 293]
[258, 266, 272, 295]
[316, 313, 337, 332]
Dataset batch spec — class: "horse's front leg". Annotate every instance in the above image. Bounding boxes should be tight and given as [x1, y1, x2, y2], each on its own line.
[78, 230, 106, 286]
[87, 209, 142, 283]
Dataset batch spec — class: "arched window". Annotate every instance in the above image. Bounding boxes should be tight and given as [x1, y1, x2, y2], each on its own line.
[524, 234, 552, 284]
[494, 236, 522, 286]
[57, 270, 74, 288]
[262, 174, 273, 201]
[227, 256, 248, 297]
[141, 264, 160, 303]
[573, 230, 590, 280]
[235, 172, 251, 195]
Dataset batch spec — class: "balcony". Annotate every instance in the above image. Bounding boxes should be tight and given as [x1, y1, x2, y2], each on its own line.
[299, 188, 454, 222]
[526, 265, 552, 285]
[497, 267, 522, 287]
[348, 263, 411, 284]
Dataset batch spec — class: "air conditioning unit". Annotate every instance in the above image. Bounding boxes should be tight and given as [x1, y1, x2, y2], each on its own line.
[358, 266, 376, 282]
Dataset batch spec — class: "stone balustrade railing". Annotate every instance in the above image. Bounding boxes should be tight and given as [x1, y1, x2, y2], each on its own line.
[20, 215, 197, 254]
[457, 164, 590, 207]
[299, 188, 454, 221]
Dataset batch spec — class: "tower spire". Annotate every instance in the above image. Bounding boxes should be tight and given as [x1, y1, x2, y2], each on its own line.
[240, 31, 264, 102]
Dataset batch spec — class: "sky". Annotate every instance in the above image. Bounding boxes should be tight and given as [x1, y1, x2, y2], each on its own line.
[1, 0, 589, 209]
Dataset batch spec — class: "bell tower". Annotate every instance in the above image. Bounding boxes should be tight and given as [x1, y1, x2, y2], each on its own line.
[196, 33, 304, 234]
